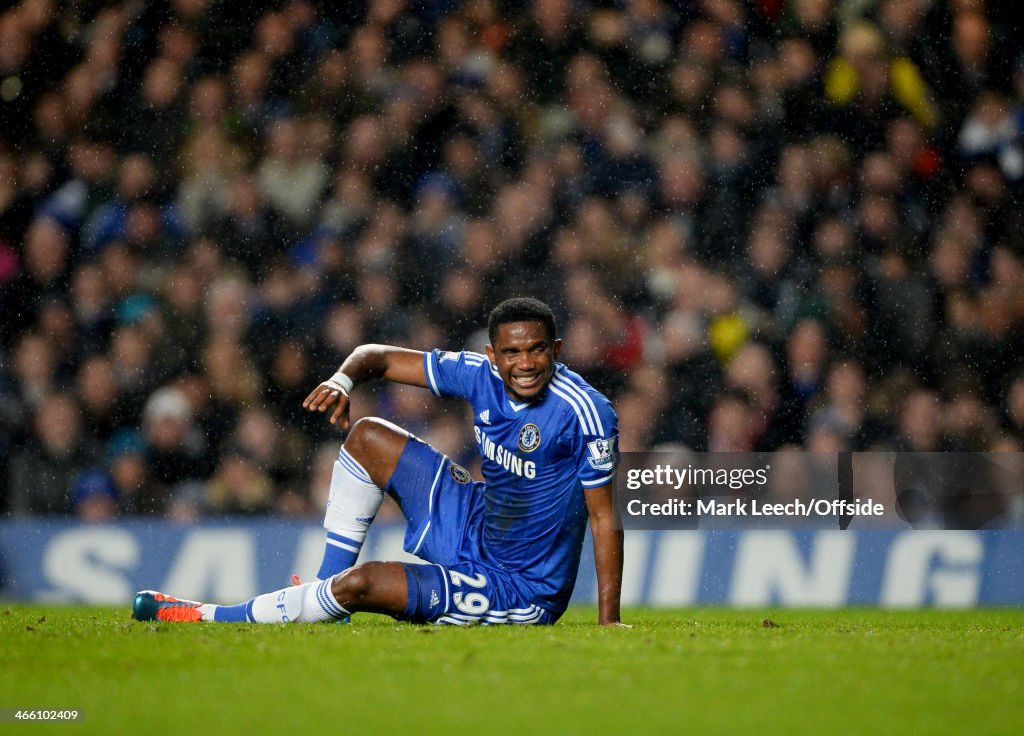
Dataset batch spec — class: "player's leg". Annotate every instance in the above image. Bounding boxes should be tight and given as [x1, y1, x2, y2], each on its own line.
[133, 556, 555, 626]
[133, 562, 410, 623]
[132, 426, 451, 624]
[315, 418, 409, 579]
[236, 431, 472, 622]
[203, 418, 409, 622]
[237, 561, 409, 622]
[329, 561, 408, 615]
[193, 418, 408, 622]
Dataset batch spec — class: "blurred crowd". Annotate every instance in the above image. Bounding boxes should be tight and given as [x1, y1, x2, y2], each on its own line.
[1, 0, 1023, 521]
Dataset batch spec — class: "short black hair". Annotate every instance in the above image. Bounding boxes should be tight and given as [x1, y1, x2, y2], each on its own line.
[488, 297, 557, 344]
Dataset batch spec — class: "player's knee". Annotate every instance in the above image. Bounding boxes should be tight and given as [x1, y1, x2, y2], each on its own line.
[344, 413, 407, 472]
[344, 417, 406, 466]
[331, 564, 374, 606]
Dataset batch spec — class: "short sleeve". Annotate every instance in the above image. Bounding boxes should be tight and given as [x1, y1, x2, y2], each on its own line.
[424, 350, 490, 401]
[556, 383, 618, 488]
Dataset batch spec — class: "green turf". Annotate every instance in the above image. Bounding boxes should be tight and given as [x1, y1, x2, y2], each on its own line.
[1, 606, 1021, 735]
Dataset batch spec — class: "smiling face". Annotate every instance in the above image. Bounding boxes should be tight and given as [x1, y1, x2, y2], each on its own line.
[486, 320, 562, 402]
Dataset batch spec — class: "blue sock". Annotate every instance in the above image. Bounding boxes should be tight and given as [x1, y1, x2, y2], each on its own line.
[317, 531, 364, 580]
[212, 599, 254, 622]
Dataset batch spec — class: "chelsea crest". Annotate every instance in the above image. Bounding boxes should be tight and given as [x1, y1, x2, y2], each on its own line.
[449, 463, 472, 484]
[518, 423, 541, 452]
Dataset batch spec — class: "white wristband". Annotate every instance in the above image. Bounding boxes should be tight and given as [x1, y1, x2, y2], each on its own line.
[325, 371, 354, 394]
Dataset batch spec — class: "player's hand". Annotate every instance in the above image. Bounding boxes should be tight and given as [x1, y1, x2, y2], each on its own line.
[302, 381, 351, 429]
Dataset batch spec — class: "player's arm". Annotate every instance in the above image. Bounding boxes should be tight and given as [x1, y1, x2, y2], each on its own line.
[303, 344, 428, 428]
[584, 482, 628, 628]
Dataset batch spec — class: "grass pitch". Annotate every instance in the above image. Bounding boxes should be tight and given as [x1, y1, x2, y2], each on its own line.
[1, 607, 1021, 735]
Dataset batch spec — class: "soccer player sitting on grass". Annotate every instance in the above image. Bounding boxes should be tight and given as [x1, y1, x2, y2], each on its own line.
[133, 298, 626, 626]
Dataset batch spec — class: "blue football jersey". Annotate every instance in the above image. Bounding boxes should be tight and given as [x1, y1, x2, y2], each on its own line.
[423, 350, 619, 613]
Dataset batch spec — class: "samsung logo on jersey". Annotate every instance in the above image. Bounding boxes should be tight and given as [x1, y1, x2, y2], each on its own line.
[474, 427, 537, 479]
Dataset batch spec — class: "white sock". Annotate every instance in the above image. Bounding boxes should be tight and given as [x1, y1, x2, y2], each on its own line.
[317, 449, 385, 578]
[242, 578, 349, 624]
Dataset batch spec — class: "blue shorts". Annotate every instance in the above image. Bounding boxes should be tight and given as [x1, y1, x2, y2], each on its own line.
[387, 436, 555, 626]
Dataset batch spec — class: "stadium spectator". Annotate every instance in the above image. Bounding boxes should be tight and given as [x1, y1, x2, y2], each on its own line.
[204, 445, 275, 515]
[141, 385, 208, 513]
[894, 388, 944, 452]
[72, 468, 120, 523]
[104, 428, 155, 514]
[8, 392, 98, 515]
[257, 117, 330, 229]
[824, 20, 937, 150]
[780, 318, 830, 434]
[76, 354, 128, 444]
[810, 359, 871, 449]
[959, 91, 1024, 186]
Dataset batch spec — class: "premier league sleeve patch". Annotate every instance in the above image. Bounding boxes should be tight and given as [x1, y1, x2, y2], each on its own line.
[586, 436, 618, 472]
